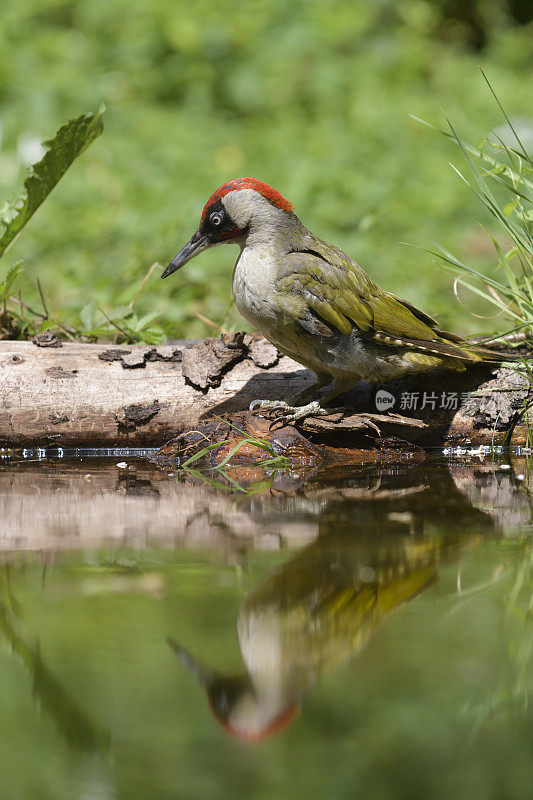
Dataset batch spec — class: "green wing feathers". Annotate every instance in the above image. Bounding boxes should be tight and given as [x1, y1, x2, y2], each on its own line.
[277, 247, 523, 364]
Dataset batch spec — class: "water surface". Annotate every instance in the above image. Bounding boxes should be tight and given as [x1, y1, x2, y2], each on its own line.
[0, 452, 531, 800]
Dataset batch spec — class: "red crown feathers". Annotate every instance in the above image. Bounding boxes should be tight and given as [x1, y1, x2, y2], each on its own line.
[201, 178, 294, 223]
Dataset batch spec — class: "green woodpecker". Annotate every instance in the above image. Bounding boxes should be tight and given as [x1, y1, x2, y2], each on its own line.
[167, 526, 471, 740]
[162, 178, 518, 422]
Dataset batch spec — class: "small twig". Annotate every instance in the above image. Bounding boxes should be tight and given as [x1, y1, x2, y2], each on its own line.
[97, 306, 131, 340]
[195, 312, 227, 334]
[491, 410, 501, 450]
[129, 262, 160, 310]
[47, 316, 78, 342]
[36, 278, 49, 319]
[479, 332, 529, 345]
[179, 430, 214, 454]
[8, 294, 47, 320]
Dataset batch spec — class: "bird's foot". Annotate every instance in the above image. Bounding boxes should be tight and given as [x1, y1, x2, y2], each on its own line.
[249, 399, 344, 427]
[249, 399, 290, 417]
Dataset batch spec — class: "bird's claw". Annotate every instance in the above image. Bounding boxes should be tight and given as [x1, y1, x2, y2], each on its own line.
[249, 399, 290, 419]
[249, 399, 340, 427]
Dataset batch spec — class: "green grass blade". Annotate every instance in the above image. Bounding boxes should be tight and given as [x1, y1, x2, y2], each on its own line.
[450, 275, 524, 321]
[215, 437, 261, 469]
[479, 67, 531, 164]
[180, 441, 224, 467]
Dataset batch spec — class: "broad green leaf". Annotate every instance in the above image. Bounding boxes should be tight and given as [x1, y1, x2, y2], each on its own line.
[138, 325, 166, 345]
[0, 108, 104, 257]
[105, 305, 133, 322]
[134, 310, 161, 330]
[0, 261, 24, 300]
[80, 301, 96, 330]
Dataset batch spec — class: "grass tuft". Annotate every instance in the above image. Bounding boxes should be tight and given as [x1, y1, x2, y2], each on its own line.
[414, 73, 533, 343]
[178, 419, 291, 491]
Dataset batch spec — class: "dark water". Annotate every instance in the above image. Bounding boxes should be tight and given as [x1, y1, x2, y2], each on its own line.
[0, 451, 532, 800]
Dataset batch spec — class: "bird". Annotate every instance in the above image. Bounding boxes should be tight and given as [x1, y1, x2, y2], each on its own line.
[167, 524, 470, 740]
[162, 177, 521, 423]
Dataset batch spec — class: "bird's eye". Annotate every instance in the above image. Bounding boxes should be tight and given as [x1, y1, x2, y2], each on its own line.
[209, 211, 224, 227]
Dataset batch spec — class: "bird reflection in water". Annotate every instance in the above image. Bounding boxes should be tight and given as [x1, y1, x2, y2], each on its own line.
[169, 512, 479, 740]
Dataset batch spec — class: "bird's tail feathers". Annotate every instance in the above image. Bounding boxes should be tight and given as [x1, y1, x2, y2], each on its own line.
[436, 327, 529, 363]
[463, 343, 528, 363]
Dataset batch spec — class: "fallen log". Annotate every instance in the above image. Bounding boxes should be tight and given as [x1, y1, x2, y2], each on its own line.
[0, 334, 530, 448]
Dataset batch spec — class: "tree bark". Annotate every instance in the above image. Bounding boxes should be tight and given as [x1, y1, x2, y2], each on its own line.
[0, 336, 530, 448]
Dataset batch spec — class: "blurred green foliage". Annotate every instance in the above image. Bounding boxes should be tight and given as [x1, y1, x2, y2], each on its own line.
[0, 0, 532, 338]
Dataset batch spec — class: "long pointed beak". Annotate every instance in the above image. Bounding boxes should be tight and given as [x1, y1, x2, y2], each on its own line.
[167, 638, 217, 688]
[161, 230, 209, 279]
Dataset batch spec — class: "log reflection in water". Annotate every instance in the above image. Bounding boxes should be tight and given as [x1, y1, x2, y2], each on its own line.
[2, 452, 530, 556]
